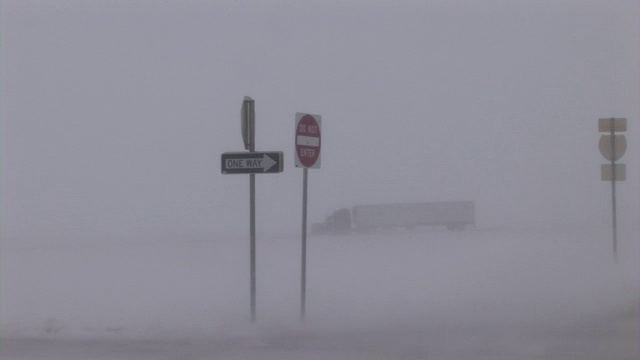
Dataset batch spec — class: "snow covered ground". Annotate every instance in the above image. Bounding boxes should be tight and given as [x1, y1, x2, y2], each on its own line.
[2, 225, 638, 359]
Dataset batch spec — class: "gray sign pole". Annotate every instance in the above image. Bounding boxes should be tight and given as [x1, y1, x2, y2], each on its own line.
[242, 97, 257, 322]
[229, 98, 283, 322]
[300, 167, 308, 321]
[249, 128, 256, 322]
[250, 171, 256, 321]
[609, 118, 617, 262]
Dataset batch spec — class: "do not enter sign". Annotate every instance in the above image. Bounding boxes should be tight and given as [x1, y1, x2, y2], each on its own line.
[295, 113, 321, 168]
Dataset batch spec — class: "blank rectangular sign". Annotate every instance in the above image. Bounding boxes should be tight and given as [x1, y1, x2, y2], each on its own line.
[598, 118, 627, 132]
[601, 163, 626, 181]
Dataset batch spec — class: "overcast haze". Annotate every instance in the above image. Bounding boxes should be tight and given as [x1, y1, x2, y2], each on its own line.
[1, 1, 639, 358]
[3, 0, 638, 241]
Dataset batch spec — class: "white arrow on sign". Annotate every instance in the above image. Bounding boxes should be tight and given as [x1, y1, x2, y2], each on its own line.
[225, 154, 277, 172]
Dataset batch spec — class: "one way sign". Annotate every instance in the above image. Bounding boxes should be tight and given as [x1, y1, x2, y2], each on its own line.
[221, 151, 284, 174]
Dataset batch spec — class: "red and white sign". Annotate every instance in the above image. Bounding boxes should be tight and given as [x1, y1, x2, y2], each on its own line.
[295, 113, 321, 168]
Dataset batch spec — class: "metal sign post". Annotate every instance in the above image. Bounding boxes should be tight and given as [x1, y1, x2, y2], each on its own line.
[295, 113, 322, 322]
[250, 171, 256, 322]
[301, 167, 308, 321]
[220, 97, 284, 323]
[244, 97, 257, 322]
[598, 117, 627, 262]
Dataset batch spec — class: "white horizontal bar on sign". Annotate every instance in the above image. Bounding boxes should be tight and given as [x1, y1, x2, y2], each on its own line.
[296, 135, 320, 147]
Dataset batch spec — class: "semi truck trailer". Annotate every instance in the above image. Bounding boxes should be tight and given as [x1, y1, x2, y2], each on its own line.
[312, 201, 475, 234]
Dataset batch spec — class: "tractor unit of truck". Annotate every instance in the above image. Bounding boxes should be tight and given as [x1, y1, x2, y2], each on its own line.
[311, 201, 475, 235]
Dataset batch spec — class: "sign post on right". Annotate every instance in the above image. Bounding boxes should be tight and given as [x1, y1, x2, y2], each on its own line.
[598, 117, 628, 262]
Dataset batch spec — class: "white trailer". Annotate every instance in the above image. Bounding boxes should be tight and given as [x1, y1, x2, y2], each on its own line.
[352, 201, 475, 231]
[312, 201, 475, 234]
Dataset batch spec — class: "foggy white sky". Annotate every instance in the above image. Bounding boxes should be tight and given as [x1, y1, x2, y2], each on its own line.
[2, 0, 639, 242]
